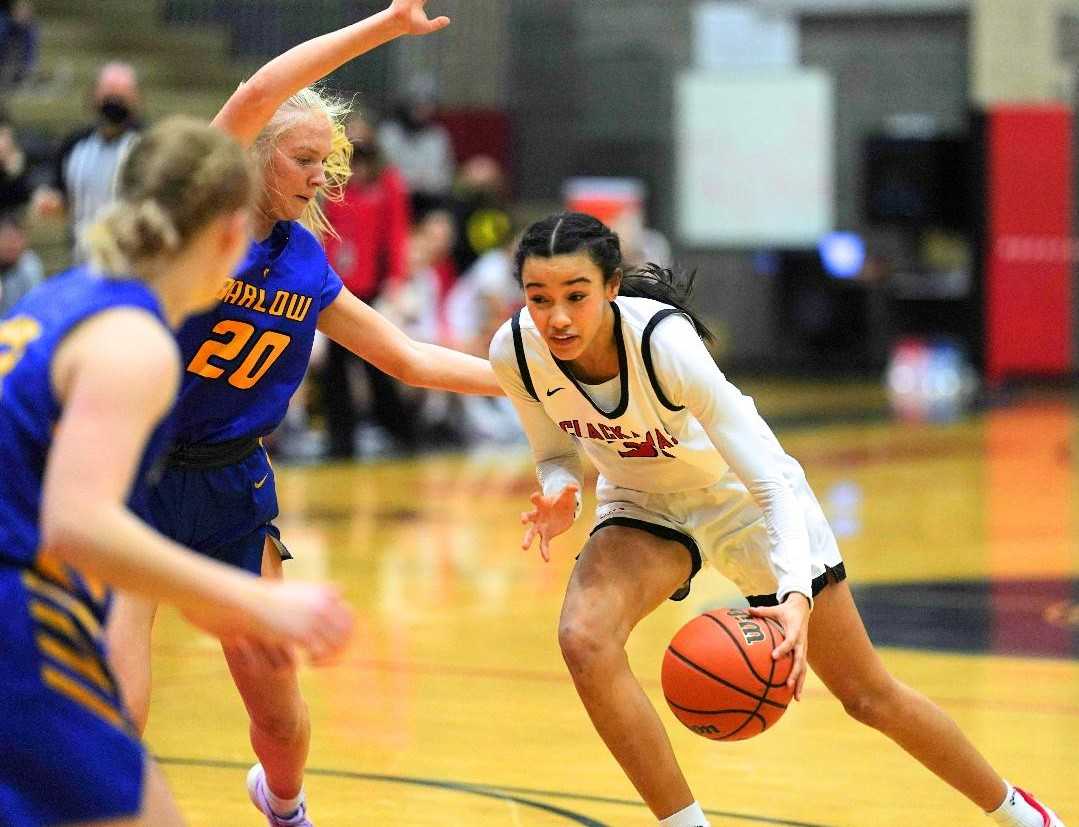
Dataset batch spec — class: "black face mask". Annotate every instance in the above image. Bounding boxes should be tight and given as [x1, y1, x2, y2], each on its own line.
[99, 97, 131, 126]
[397, 104, 431, 133]
[350, 141, 378, 160]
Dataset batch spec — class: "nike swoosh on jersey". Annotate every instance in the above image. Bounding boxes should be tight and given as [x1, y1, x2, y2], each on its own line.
[546, 387, 565, 397]
[253, 474, 270, 489]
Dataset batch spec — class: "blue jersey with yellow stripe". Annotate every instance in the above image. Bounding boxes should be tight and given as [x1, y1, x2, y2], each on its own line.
[0, 265, 173, 583]
[170, 220, 344, 444]
[0, 266, 173, 825]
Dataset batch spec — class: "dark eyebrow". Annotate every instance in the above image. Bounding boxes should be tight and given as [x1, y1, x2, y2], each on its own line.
[524, 277, 592, 289]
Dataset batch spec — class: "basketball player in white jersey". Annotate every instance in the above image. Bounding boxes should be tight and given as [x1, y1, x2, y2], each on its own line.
[489, 212, 1066, 827]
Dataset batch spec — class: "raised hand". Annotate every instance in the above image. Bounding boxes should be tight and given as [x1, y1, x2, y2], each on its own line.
[520, 483, 579, 562]
[386, 0, 451, 37]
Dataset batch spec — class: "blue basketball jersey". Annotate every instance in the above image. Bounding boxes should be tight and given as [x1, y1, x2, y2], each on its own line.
[171, 220, 344, 444]
[0, 266, 173, 614]
[0, 266, 171, 825]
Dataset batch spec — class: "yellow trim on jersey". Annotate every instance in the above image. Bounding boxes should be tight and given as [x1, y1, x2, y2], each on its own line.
[21, 571, 103, 639]
[82, 571, 108, 607]
[32, 550, 73, 591]
[35, 633, 113, 694]
[33, 551, 109, 609]
[29, 599, 83, 644]
[40, 664, 125, 730]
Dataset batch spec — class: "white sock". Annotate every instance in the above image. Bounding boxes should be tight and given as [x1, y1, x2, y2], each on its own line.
[265, 782, 304, 819]
[659, 801, 711, 827]
[987, 782, 1048, 827]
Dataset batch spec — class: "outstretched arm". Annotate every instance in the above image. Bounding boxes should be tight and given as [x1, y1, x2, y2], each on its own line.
[42, 310, 353, 664]
[489, 323, 585, 560]
[317, 287, 503, 396]
[213, 0, 450, 147]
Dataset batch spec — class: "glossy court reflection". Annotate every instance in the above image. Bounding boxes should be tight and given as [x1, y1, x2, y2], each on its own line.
[144, 386, 1078, 826]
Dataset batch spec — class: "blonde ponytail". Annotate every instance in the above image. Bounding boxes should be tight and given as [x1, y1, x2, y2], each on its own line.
[85, 116, 254, 274]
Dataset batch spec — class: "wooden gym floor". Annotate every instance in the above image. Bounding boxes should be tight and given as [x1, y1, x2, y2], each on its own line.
[144, 381, 1078, 826]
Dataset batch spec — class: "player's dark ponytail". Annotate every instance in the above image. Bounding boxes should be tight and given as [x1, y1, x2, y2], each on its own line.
[619, 263, 713, 344]
[514, 211, 714, 343]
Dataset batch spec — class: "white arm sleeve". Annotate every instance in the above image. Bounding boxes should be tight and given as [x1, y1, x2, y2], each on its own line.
[649, 315, 813, 604]
[489, 325, 584, 518]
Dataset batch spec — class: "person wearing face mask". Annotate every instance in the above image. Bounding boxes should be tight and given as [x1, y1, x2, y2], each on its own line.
[321, 114, 414, 458]
[377, 73, 456, 208]
[31, 61, 143, 264]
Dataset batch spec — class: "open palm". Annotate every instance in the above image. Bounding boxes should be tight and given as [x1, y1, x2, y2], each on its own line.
[521, 484, 579, 562]
[387, 0, 451, 36]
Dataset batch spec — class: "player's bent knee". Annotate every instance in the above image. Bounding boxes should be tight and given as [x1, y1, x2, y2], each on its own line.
[839, 681, 902, 729]
[250, 700, 309, 743]
[558, 618, 621, 676]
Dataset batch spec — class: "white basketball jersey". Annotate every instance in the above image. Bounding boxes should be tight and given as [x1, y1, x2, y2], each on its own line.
[494, 296, 793, 494]
[491, 295, 821, 602]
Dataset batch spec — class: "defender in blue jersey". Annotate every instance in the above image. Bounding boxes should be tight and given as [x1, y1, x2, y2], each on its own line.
[0, 118, 352, 827]
[0, 269, 173, 827]
[145, 220, 343, 575]
[105, 4, 502, 827]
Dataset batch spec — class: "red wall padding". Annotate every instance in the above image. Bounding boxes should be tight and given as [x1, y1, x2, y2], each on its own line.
[437, 109, 512, 172]
[985, 105, 1073, 382]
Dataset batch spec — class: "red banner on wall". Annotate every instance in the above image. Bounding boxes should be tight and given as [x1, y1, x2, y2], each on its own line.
[984, 105, 1073, 382]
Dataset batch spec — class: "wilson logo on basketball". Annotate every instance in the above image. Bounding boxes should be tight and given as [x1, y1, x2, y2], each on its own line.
[728, 610, 766, 645]
[662, 609, 793, 741]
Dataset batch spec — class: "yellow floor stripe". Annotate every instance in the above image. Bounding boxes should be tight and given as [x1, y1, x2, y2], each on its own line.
[40, 664, 125, 731]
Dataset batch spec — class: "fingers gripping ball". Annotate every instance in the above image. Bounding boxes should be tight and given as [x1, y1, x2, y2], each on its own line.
[661, 609, 794, 741]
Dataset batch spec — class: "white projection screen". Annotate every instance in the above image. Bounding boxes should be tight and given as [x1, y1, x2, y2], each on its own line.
[676, 70, 835, 247]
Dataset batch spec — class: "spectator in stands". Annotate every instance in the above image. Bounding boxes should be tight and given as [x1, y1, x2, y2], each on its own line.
[321, 114, 413, 459]
[443, 236, 519, 358]
[413, 196, 461, 304]
[448, 154, 512, 277]
[379, 208, 452, 344]
[442, 235, 524, 445]
[0, 107, 31, 213]
[0, 1, 37, 87]
[379, 208, 464, 449]
[32, 61, 143, 263]
[0, 210, 42, 316]
[378, 74, 455, 209]
[609, 207, 673, 270]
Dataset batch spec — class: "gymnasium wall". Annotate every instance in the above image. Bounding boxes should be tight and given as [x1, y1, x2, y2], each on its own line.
[164, 0, 510, 113]
[161, 1, 1076, 373]
[501, 5, 971, 368]
[506, 0, 690, 227]
[1059, 15, 1079, 372]
[800, 14, 968, 231]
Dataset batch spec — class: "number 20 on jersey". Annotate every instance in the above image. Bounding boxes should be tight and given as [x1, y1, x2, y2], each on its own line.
[186, 319, 291, 390]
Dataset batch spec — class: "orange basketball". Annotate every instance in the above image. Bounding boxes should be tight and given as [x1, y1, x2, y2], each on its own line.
[661, 609, 794, 741]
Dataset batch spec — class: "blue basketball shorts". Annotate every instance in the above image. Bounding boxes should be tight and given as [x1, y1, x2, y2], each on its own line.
[142, 442, 290, 575]
[0, 566, 144, 826]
